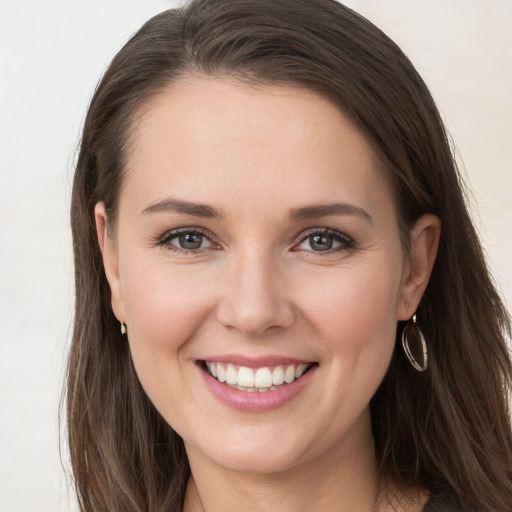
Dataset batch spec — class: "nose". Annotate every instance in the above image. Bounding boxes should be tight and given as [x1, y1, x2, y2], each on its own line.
[216, 250, 295, 337]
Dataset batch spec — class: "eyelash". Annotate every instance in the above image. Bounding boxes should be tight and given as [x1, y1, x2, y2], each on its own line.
[295, 228, 354, 254]
[156, 227, 354, 255]
[156, 227, 216, 255]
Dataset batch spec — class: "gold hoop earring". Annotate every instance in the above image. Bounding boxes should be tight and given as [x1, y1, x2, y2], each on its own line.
[120, 322, 127, 335]
[401, 314, 428, 372]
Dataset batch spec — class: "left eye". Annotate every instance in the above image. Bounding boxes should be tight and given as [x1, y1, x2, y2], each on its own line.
[296, 230, 352, 252]
[162, 230, 214, 251]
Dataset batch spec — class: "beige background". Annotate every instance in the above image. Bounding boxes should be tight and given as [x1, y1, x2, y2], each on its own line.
[349, 0, 512, 309]
[0, 1, 510, 510]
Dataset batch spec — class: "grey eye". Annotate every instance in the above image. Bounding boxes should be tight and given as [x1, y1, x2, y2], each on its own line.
[309, 233, 334, 251]
[296, 229, 352, 253]
[176, 232, 205, 250]
[160, 228, 217, 253]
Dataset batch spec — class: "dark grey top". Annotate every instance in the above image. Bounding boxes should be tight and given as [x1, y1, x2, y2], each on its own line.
[423, 488, 464, 512]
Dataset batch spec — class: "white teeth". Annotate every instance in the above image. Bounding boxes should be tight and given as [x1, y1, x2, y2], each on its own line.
[206, 361, 312, 390]
[217, 364, 226, 383]
[234, 384, 258, 392]
[295, 364, 308, 379]
[255, 367, 273, 388]
[272, 366, 285, 385]
[226, 365, 238, 385]
[238, 366, 255, 387]
[284, 365, 296, 384]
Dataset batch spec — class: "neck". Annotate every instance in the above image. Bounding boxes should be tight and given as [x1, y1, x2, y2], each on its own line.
[183, 413, 391, 512]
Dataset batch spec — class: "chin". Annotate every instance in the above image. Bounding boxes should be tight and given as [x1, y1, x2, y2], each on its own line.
[184, 423, 316, 476]
[207, 447, 305, 475]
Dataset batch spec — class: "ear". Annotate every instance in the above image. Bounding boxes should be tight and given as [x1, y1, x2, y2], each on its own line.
[397, 214, 441, 320]
[94, 202, 126, 324]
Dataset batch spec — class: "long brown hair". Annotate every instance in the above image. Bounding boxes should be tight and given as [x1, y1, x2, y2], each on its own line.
[67, 1, 512, 510]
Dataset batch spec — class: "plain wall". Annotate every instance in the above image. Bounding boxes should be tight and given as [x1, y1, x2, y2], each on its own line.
[0, 1, 510, 510]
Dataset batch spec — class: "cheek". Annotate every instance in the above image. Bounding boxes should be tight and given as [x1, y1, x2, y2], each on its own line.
[123, 263, 214, 340]
[118, 263, 219, 427]
[298, 261, 402, 357]
[296, 262, 401, 430]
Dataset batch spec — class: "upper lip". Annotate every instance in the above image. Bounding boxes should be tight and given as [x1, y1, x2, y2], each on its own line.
[199, 354, 316, 368]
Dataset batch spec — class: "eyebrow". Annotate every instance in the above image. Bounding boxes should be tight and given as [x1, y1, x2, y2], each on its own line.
[141, 197, 372, 224]
[141, 197, 223, 218]
[288, 203, 373, 223]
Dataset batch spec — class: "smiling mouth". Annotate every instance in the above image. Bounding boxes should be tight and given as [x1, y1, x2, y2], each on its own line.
[201, 361, 316, 392]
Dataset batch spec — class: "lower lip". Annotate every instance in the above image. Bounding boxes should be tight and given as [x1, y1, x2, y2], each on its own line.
[199, 363, 317, 412]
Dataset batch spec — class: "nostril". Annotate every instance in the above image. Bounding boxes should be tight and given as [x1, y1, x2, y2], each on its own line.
[216, 299, 295, 336]
[215, 262, 295, 335]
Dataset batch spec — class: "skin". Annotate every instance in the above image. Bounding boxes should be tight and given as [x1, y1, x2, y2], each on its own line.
[96, 77, 440, 511]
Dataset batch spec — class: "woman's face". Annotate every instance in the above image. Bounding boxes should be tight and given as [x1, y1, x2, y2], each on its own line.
[97, 77, 430, 475]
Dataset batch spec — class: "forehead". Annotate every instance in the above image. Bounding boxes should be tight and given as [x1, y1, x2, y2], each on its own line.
[122, 76, 394, 220]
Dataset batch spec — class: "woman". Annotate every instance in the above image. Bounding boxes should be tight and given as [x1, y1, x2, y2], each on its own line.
[67, 0, 512, 510]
